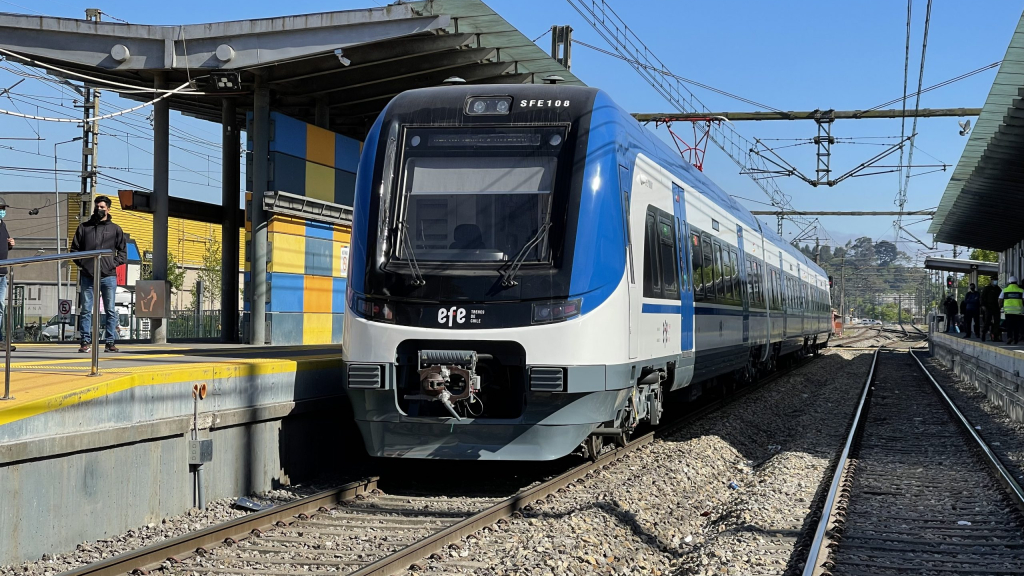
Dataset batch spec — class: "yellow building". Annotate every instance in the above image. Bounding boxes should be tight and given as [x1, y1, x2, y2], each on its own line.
[67, 193, 245, 309]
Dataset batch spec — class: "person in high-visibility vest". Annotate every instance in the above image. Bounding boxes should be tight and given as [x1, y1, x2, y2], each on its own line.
[999, 275, 1024, 345]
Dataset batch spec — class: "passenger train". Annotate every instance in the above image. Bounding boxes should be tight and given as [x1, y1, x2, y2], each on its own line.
[342, 84, 832, 460]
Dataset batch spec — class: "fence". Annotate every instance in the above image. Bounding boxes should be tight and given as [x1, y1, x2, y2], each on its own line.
[168, 309, 222, 340]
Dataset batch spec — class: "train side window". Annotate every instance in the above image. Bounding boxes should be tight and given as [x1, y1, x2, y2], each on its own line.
[714, 242, 726, 300]
[643, 211, 661, 298]
[691, 232, 704, 301]
[730, 249, 741, 303]
[703, 236, 716, 301]
[658, 217, 679, 299]
[721, 247, 733, 300]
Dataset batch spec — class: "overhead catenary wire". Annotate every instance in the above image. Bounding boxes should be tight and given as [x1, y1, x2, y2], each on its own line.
[572, 38, 784, 113]
[896, 0, 933, 235]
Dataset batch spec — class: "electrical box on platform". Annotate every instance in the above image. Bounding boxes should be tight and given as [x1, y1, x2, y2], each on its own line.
[188, 439, 213, 465]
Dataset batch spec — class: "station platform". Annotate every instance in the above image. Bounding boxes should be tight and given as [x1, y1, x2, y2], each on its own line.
[930, 330, 1024, 422]
[0, 342, 350, 566]
[0, 343, 340, 431]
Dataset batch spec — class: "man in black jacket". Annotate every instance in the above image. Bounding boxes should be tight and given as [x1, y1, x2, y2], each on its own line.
[0, 197, 16, 351]
[71, 196, 126, 353]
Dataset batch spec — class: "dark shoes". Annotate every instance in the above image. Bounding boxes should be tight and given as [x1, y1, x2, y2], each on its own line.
[78, 344, 90, 353]
[104, 343, 119, 353]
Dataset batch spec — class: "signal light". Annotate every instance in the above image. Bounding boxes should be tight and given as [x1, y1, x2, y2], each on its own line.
[946, 275, 954, 289]
[828, 275, 833, 289]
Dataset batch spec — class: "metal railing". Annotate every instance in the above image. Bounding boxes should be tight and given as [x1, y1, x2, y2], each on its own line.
[0, 249, 111, 400]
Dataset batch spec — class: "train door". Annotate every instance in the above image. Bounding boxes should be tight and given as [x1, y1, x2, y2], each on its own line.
[620, 165, 639, 360]
[671, 184, 695, 356]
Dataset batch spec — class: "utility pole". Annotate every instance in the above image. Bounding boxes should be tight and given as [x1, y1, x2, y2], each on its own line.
[839, 258, 846, 324]
[77, 88, 100, 214]
[814, 239, 820, 266]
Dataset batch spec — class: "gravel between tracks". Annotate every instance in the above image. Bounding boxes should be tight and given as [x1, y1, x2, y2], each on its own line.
[923, 354, 1024, 489]
[418, 350, 874, 576]
[0, 483, 342, 576]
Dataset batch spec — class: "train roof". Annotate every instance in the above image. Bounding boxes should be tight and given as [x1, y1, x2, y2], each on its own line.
[383, 84, 826, 279]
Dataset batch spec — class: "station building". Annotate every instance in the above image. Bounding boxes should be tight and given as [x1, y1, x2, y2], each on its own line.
[928, 11, 1024, 425]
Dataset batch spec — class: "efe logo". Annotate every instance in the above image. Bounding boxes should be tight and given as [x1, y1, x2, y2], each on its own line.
[438, 307, 467, 327]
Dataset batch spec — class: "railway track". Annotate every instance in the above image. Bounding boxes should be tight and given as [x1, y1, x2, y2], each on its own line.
[802, 347, 1024, 575]
[64, 356, 824, 576]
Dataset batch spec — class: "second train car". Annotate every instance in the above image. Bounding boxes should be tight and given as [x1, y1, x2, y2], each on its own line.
[342, 84, 832, 460]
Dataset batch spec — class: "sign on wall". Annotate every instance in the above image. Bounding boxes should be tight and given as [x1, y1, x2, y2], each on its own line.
[134, 280, 171, 318]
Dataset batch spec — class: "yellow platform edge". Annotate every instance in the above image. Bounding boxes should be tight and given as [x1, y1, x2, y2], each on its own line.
[0, 355, 341, 427]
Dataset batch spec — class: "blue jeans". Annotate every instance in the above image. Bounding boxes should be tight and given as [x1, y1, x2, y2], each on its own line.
[0, 274, 8, 342]
[79, 274, 117, 345]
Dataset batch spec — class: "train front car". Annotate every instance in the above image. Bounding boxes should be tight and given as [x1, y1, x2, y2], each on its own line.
[343, 85, 639, 460]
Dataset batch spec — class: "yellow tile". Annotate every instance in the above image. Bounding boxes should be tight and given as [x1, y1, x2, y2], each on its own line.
[303, 313, 333, 345]
[268, 215, 306, 236]
[304, 275, 333, 313]
[306, 125, 336, 167]
[333, 225, 352, 244]
[305, 162, 335, 202]
[269, 232, 305, 274]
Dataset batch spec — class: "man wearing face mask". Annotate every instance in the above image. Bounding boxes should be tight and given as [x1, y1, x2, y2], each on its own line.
[0, 198, 16, 351]
[71, 196, 126, 353]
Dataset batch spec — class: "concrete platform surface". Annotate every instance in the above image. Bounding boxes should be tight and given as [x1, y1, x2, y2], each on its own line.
[0, 342, 348, 565]
[0, 343, 340, 428]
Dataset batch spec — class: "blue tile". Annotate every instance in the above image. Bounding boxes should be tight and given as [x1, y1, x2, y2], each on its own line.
[269, 152, 306, 196]
[268, 312, 303, 346]
[268, 272, 304, 313]
[269, 112, 307, 158]
[332, 312, 345, 344]
[304, 238, 333, 277]
[305, 220, 334, 240]
[332, 277, 347, 313]
[335, 170, 356, 207]
[335, 134, 361, 173]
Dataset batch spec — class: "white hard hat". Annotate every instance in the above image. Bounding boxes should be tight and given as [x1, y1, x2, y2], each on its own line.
[1010, 275, 1018, 284]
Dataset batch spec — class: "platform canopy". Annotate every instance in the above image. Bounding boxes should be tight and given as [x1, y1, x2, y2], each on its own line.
[929, 11, 1024, 250]
[0, 0, 582, 139]
[923, 257, 999, 277]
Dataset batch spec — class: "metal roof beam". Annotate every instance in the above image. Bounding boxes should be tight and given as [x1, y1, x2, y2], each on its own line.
[265, 33, 477, 85]
[0, 8, 448, 71]
[292, 47, 499, 97]
[325, 60, 514, 109]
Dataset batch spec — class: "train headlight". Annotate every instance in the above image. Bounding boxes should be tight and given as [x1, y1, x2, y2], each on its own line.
[532, 299, 582, 324]
[465, 96, 513, 115]
[352, 295, 395, 323]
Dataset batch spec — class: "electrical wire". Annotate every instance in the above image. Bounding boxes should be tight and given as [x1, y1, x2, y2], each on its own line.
[0, 48, 218, 96]
[0, 82, 193, 123]
[896, 0, 933, 234]
[572, 38, 783, 112]
[865, 61, 1001, 113]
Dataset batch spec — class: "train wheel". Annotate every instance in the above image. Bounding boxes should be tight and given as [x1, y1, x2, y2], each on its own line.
[614, 430, 631, 448]
[585, 435, 603, 461]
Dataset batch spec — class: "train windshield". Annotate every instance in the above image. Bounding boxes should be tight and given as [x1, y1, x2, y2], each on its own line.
[392, 126, 566, 266]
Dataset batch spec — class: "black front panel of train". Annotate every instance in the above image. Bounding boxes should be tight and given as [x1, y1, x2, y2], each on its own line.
[357, 86, 598, 312]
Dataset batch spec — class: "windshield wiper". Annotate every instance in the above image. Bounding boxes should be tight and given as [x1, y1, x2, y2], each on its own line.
[397, 222, 426, 286]
[501, 221, 552, 287]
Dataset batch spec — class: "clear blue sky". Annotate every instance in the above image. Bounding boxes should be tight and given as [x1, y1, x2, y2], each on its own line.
[1, 0, 1020, 262]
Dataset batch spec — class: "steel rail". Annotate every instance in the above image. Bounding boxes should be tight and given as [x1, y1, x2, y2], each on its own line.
[909, 349, 1024, 513]
[59, 478, 377, 576]
[802, 346, 880, 576]
[352, 354, 821, 576]
[66, 354, 822, 576]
